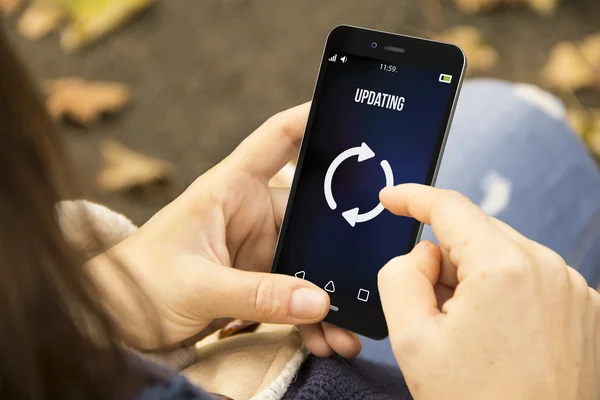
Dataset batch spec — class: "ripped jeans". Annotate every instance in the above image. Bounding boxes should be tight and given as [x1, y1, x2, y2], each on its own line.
[361, 78, 600, 366]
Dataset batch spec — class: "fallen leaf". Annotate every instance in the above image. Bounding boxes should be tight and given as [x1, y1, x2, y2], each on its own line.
[97, 139, 173, 192]
[56, 0, 154, 52]
[46, 78, 130, 125]
[0, 0, 23, 15]
[587, 109, 600, 134]
[571, 109, 600, 157]
[453, 0, 504, 14]
[585, 131, 600, 158]
[453, 0, 559, 15]
[218, 320, 260, 339]
[525, 0, 560, 15]
[541, 42, 596, 92]
[566, 108, 591, 136]
[18, 1, 65, 40]
[580, 32, 600, 70]
[434, 26, 498, 73]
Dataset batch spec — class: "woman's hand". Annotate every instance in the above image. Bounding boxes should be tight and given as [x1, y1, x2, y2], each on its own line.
[378, 184, 600, 400]
[90, 103, 361, 358]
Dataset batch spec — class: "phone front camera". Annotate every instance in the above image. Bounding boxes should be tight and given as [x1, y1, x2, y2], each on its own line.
[371, 42, 378, 48]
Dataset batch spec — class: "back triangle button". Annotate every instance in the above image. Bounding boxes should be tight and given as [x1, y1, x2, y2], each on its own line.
[324, 281, 336, 293]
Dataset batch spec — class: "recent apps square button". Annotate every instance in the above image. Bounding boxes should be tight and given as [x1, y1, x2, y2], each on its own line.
[357, 288, 370, 302]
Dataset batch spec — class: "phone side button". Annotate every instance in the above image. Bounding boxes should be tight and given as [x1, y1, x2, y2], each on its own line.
[329, 305, 339, 312]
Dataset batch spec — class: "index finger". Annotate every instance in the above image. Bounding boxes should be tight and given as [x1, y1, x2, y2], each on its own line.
[228, 102, 310, 181]
[380, 184, 510, 269]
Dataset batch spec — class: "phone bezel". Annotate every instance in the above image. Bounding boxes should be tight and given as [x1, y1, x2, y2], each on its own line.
[270, 25, 466, 340]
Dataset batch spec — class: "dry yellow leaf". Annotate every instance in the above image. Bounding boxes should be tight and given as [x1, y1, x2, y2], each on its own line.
[97, 139, 173, 192]
[588, 109, 600, 136]
[453, 0, 503, 14]
[434, 26, 498, 73]
[46, 78, 130, 125]
[566, 109, 591, 136]
[0, 0, 23, 15]
[58, 0, 153, 52]
[18, 2, 65, 40]
[580, 32, 600, 69]
[569, 108, 600, 157]
[541, 42, 596, 92]
[526, 0, 560, 15]
[453, 0, 559, 14]
[585, 131, 600, 158]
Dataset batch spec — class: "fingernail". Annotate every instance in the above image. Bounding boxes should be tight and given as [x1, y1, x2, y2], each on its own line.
[290, 288, 327, 319]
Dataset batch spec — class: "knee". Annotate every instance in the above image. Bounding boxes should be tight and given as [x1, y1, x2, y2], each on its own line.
[449, 79, 570, 150]
[511, 82, 565, 120]
[457, 79, 566, 122]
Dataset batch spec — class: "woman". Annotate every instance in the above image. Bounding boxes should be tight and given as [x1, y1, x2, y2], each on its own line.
[1, 21, 599, 399]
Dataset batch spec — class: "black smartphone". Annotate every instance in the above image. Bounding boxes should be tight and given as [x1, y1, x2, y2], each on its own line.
[271, 25, 466, 339]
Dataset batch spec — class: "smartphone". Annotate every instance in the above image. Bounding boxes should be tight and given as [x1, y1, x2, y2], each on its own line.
[271, 25, 466, 339]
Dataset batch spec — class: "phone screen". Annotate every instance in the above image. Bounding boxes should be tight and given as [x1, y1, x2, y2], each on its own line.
[272, 27, 464, 339]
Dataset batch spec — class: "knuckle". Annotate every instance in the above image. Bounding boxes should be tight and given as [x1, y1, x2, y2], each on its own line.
[433, 190, 476, 227]
[535, 245, 566, 268]
[378, 256, 406, 285]
[420, 240, 438, 253]
[588, 287, 600, 310]
[248, 278, 279, 318]
[265, 111, 296, 144]
[494, 247, 531, 280]
[567, 267, 590, 297]
[378, 260, 398, 288]
[441, 189, 471, 207]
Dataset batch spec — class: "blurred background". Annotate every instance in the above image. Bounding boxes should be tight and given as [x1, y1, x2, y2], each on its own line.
[1, 0, 599, 225]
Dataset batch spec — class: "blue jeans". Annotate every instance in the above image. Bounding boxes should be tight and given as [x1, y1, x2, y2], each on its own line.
[360, 79, 600, 366]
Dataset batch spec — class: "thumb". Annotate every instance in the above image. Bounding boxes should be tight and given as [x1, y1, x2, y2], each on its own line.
[378, 241, 442, 340]
[200, 265, 330, 324]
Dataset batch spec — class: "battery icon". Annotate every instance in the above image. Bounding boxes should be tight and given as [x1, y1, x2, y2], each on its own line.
[439, 74, 452, 83]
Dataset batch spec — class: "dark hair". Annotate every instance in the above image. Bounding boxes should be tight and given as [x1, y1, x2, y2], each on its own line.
[0, 23, 144, 399]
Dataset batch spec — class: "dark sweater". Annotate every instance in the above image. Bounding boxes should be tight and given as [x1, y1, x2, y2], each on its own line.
[140, 354, 412, 400]
[283, 355, 412, 400]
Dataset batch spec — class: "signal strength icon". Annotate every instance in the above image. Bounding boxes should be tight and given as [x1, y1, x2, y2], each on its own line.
[329, 54, 337, 62]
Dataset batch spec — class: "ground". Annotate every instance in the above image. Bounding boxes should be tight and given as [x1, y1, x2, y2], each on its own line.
[3, 0, 600, 224]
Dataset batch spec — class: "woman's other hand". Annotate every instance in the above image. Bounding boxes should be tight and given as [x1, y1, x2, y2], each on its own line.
[378, 184, 600, 400]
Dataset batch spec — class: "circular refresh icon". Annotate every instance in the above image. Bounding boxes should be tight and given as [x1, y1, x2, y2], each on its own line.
[324, 142, 394, 227]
